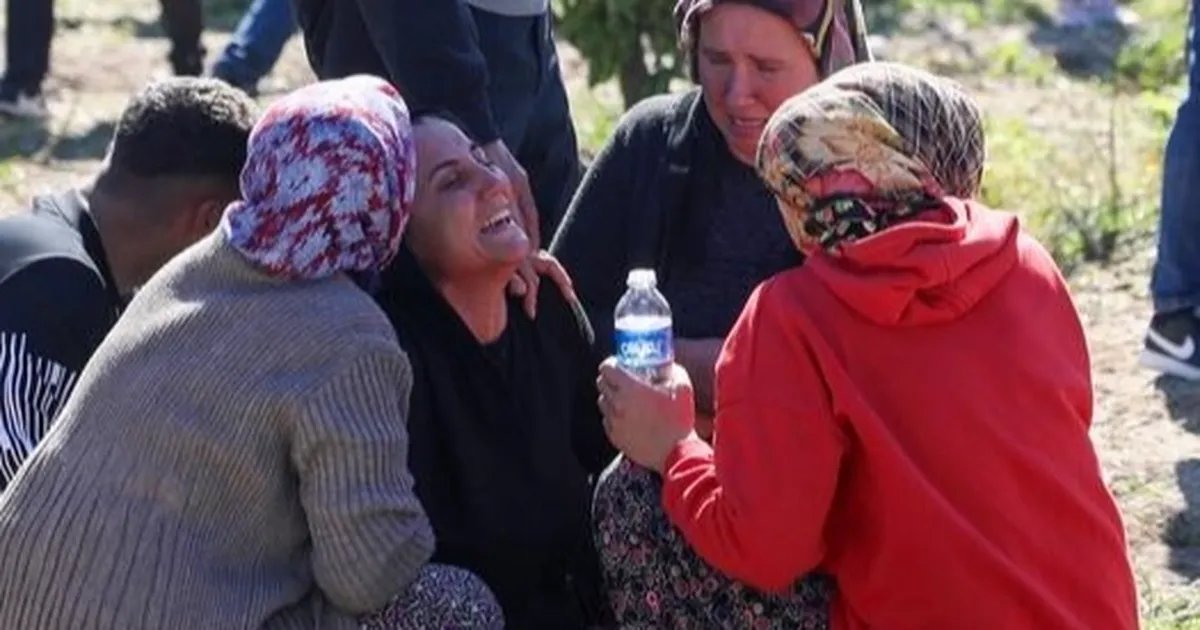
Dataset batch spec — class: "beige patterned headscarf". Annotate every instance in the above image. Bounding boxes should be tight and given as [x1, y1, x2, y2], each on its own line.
[756, 62, 985, 254]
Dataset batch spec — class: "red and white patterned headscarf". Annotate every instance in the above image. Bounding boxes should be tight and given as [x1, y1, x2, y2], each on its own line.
[221, 74, 416, 280]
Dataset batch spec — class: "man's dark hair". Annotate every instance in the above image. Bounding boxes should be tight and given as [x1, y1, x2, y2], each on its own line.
[108, 77, 257, 183]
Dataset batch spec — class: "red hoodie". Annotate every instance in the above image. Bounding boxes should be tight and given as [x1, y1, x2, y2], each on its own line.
[661, 200, 1139, 629]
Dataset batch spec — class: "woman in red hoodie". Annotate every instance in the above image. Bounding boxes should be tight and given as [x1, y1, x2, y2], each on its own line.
[594, 62, 1140, 629]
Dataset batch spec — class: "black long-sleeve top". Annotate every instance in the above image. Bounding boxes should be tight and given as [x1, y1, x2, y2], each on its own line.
[373, 248, 614, 628]
[549, 89, 800, 354]
[0, 190, 122, 490]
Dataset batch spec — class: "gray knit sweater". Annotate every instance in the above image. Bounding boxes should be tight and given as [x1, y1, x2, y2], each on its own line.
[0, 231, 434, 629]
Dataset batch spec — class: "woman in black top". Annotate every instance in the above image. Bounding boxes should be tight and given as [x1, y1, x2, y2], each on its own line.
[550, 1, 871, 626]
[372, 113, 613, 629]
[550, 0, 872, 429]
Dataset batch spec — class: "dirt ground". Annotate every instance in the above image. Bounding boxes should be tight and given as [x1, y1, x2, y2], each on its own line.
[0, 0, 1196, 623]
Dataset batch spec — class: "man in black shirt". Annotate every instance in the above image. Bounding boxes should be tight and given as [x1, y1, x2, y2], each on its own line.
[0, 77, 256, 488]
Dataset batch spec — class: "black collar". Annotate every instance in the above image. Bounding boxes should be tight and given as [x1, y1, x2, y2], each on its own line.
[46, 189, 124, 310]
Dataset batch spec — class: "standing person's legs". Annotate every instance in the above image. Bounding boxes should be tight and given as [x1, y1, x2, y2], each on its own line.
[471, 8, 580, 243]
[0, 0, 53, 118]
[1142, 0, 1200, 379]
[593, 457, 833, 628]
[212, 0, 297, 94]
[517, 13, 581, 241]
[158, 0, 205, 76]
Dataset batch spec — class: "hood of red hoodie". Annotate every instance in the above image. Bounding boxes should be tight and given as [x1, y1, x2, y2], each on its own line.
[804, 199, 1020, 327]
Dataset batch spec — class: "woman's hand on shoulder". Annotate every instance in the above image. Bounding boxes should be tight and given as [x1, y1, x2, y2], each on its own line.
[507, 249, 579, 319]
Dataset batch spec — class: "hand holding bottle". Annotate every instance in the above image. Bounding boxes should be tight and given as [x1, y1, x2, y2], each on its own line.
[597, 358, 698, 473]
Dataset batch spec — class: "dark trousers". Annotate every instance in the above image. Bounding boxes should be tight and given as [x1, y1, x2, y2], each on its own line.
[158, 0, 205, 75]
[1, 0, 54, 94]
[471, 8, 580, 240]
[1151, 0, 1200, 313]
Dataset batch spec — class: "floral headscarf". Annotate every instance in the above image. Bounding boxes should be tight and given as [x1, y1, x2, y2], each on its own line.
[756, 62, 986, 254]
[222, 74, 416, 279]
[674, 0, 873, 77]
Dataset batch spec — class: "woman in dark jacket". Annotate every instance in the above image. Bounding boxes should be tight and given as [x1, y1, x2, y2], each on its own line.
[372, 113, 614, 629]
[550, 0, 871, 428]
[551, 1, 871, 626]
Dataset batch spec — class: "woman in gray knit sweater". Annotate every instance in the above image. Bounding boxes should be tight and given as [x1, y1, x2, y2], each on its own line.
[0, 76, 502, 629]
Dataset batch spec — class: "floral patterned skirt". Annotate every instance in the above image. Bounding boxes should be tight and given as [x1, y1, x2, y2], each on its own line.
[593, 457, 833, 629]
[360, 564, 505, 629]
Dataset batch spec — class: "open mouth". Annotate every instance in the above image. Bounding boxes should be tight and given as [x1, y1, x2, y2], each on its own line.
[730, 117, 764, 133]
[480, 209, 517, 235]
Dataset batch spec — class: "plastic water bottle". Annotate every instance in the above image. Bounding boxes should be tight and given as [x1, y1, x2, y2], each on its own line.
[614, 269, 674, 384]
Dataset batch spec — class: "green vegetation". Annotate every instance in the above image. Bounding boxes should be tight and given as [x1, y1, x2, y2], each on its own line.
[554, 0, 679, 108]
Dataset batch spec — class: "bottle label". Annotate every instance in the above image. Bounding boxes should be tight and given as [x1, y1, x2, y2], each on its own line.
[615, 325, 674, 369]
